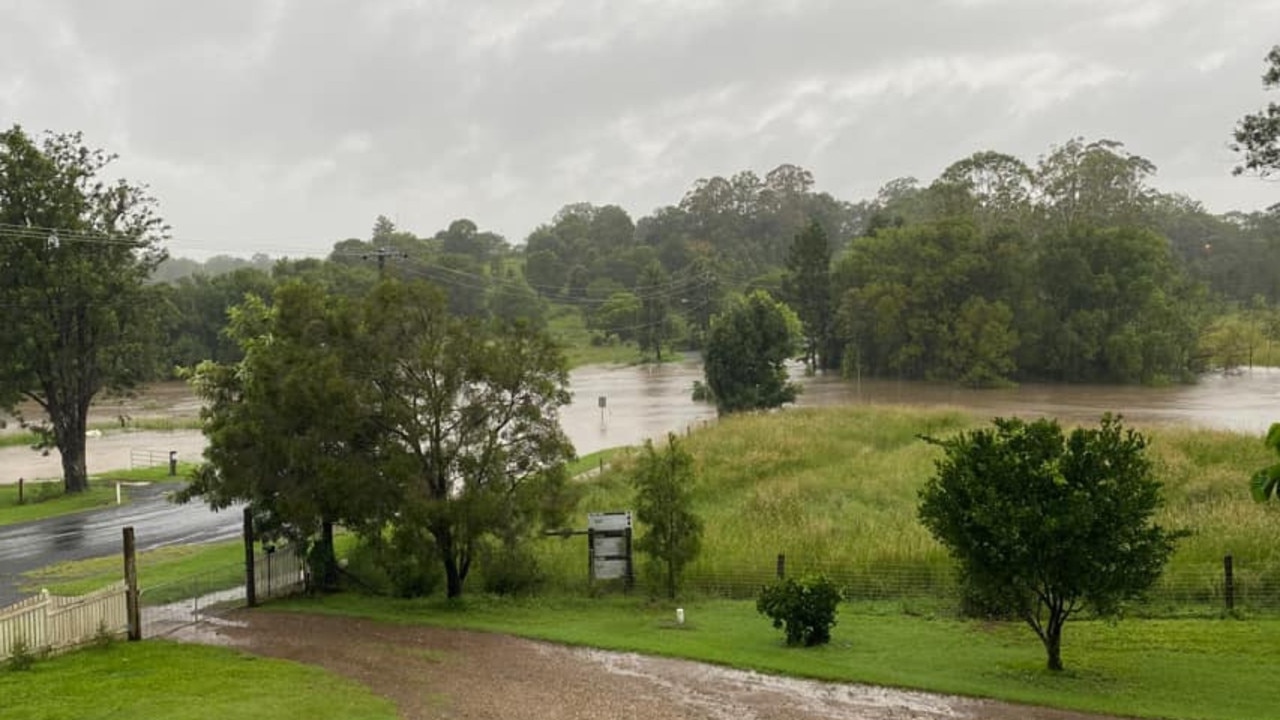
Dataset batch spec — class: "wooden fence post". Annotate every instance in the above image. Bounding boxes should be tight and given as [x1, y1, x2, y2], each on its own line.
[123, 527, 141, 641]
[1223, 554, 1235, 612]
[17, 477, 23, 506]
[244, 507, 257, 608]
[776, 553, 786, 580]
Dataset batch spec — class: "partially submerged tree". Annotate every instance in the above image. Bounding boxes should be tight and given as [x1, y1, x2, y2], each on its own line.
[0, 126, 168, 493]
[703, 290, 801, 415]
[918, 416, 1181, 671]
[783, 220, 834, 373]
[632, 433, 703, 599]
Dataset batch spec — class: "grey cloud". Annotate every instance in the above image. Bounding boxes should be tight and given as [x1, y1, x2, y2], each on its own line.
[0, 0, 1276, 255]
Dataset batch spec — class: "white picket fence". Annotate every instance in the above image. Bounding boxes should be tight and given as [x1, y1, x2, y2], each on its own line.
[0, 582, 128, 660]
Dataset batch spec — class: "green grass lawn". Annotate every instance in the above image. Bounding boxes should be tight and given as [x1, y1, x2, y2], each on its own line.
[565, 446, 633, 477]
[548, 305, 645, 367]
[278, 593, 1280, 720]
[0, 640, 397, 720]
[0, 464, 197, 528]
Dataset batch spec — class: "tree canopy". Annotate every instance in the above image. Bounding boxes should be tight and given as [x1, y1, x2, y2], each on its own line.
[0, 126, 168, 493]
[918, 416, 1182, 671]
[1233, 45, 1280, 177]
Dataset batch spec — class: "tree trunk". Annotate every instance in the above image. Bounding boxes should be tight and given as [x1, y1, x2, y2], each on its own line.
[319, 519, 337, 589]
[1043, 615, 1065, 671]
[56, 412, 89, 494]
[667, 560, 676, 600]
[435, 527, 465, 598]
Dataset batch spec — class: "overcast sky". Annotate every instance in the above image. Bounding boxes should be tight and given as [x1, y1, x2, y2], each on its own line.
[2, 0, 1278, 258]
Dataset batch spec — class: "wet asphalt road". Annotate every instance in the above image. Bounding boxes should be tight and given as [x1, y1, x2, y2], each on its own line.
[0, 484, 242, 605]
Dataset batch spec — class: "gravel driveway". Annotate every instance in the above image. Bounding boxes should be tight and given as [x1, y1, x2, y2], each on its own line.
[192, 611, 1122, 720]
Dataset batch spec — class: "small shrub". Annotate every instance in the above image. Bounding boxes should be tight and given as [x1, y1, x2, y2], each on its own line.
[756, 575, 841, 646]
[7, 636, 37, 671]
[92, 619, 116, 649]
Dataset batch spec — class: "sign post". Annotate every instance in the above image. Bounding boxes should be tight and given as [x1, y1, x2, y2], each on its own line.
[587, 511, 633, 590]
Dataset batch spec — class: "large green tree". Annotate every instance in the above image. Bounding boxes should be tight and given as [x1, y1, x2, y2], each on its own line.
[0, 127, 167, 493]
[179, 282, 385, 583]
[783, 220, 834, 373]
[703, 290, 801, 414]
[1233, 45, 1280, 177]
[360, 281, 574, 598]
[184, 278, 575, 598]
[632, 433, 703, 599]
[918, 416, 1182, 671]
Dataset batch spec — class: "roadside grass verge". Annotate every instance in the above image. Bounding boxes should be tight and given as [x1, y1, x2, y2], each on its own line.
[565, 446, 633, 478]
[0, 464, 196, 527]
[0, 481, 120, 527]
[24, 534, 359, 605]
[276, 593, 1280, 720]
[0, 640, 397, 720]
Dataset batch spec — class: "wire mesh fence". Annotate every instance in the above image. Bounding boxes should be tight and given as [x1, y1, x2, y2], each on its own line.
[137, 543, 308, 639]
[645, 554, 1280, 617]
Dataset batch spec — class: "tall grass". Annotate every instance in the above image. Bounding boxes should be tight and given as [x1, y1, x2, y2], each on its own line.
[532, 406, 1280, 611]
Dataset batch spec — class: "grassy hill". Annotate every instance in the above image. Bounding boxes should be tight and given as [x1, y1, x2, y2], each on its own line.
[534, 405, 1280, 613]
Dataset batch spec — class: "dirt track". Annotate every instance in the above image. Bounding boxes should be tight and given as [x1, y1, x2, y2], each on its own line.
[198, 611, 1120, 720]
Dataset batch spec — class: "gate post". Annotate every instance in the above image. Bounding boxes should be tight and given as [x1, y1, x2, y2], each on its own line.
[244, 507, 257, 608]
[123, 527, 141, 641]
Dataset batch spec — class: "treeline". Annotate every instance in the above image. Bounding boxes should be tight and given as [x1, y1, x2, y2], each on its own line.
[152, 137, 1280, 385]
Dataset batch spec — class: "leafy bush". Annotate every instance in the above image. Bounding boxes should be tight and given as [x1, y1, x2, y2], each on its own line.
[756, 575, 841, 646]
[480, 543, 544, 597]
[344, 529, 442, 598]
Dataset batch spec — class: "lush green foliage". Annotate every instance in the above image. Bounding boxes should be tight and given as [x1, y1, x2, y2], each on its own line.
[0, 641, 397, 719]
[0, 126, 168, 493]
[756, 575, 841, 646]
[919, 416, 1182, 670]
[183, 278, 575, 598]
[1232, 45, 1280, 177]
[1249, 422, 1280, 502]
[703, 291, 801, 414]
[632, 434, 703, 599]
[284, 593, 1280, 720]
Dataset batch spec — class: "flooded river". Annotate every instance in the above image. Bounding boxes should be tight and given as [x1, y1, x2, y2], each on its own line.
[564, 358, 1280, 455]
[4, 358, 1278, 481]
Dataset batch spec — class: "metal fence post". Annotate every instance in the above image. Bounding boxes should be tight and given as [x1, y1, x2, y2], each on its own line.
[1224, 554, 1235, 612]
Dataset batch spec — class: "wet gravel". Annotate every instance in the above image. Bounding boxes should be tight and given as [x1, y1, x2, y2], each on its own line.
[190, 611, 1125, 720]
